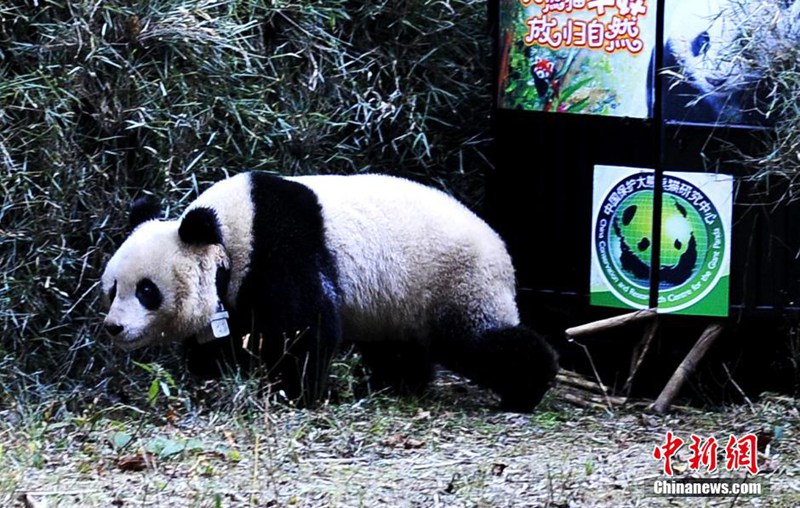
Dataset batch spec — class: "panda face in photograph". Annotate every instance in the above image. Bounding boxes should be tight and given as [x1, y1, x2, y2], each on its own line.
[670, 2, 738, 91]
[664, 0, 748, 120]
[101, 219, 225, 350]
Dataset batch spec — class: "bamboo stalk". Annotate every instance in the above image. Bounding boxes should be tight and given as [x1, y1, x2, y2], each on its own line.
[560, 391, 606, 410]
[565, 309, 657, 337]
[652, 323, 725, 413]
[557, 369, 610, 394]
[557, 369, 627, 407]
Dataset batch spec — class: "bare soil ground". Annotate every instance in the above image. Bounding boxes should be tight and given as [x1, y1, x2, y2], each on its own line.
[1, 372, 798, 507]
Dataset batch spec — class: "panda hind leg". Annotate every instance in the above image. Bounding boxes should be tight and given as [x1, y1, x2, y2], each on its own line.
[357, 341, 434, 396]
[433, 325, 559, 412]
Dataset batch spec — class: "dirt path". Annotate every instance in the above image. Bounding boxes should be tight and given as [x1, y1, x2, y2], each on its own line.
[2, 377, 798, 507]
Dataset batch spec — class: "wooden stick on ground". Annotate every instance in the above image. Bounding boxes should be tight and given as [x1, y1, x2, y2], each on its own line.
[652, 322, 725, 413]
[559, 388, 627, 408]
[565, 308, 657, 337]
[557, 369, 611, 394]
[557, 369, 627, 408]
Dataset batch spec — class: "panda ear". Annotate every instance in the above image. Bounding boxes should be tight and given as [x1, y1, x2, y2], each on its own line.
[179, 207, 223, 246]
[130, 196, 162, 230]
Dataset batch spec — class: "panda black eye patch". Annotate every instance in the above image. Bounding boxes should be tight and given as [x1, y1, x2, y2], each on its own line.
[136, 278, 162, 310]
[108, 281, 117, 304]
[692, 31, 711, 57]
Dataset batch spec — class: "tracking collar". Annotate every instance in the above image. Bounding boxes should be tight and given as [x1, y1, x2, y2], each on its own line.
[197, 264, 232, 344]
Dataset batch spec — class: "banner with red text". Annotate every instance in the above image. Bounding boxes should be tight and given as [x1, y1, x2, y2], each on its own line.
[498, 0, 656, 118]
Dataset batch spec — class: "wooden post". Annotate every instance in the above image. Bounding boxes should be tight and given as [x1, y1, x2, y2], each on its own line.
[652, 323, 725, 413]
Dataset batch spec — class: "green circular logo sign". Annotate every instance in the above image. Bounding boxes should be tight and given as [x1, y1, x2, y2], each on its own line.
[595, 173, 725, 312]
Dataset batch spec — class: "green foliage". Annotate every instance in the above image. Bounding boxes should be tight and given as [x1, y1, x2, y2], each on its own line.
[499, 5, 539, 110]
[110, 430, 133, 451]
[134, 361, 177, 406]
[0, 0, 492, 395]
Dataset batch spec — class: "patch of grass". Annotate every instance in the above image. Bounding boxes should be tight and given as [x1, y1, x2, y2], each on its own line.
[531, 409, 565, 430]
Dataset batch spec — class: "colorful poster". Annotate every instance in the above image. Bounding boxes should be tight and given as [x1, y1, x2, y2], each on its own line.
[591, 165, 732, 316]
[497, 0, 656, 117]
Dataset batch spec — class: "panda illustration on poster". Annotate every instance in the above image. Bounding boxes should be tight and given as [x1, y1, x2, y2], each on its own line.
[591, 165, 733, 317]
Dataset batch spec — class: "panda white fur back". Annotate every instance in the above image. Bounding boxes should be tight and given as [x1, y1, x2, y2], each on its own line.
[291, 174, 520, 341]
[102, 172, 558, 411]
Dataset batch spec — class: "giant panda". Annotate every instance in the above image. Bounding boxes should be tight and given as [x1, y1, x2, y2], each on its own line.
[101, 172, 558, 411]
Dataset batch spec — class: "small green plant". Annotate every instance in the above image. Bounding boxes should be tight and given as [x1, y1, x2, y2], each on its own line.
[327, 349, 368, 403]
[532, 410, 563, 430]
[134, 361, 177, 407]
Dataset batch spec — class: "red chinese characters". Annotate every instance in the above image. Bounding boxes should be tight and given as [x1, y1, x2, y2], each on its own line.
[725, 434, 759, 475]
[653, 433, 760, 476]
[688, 434, 718, 472]
[653, 431, 684, 476]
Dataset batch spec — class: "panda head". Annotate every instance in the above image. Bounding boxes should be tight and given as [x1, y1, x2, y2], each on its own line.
[664, 0, 748, 120]
[101, 198, 229, 350]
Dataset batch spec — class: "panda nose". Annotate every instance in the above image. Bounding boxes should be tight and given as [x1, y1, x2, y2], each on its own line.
[106, 323, 124, 337]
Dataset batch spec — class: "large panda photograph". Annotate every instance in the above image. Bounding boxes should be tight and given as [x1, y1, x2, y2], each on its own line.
[658, 0, 800, 125]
